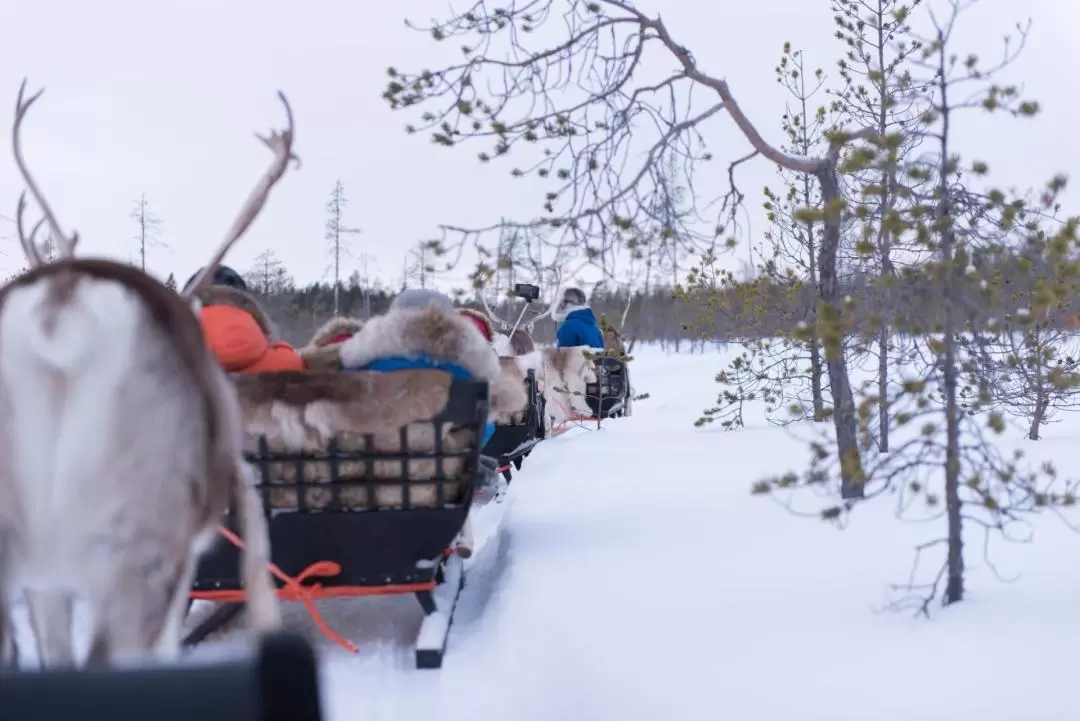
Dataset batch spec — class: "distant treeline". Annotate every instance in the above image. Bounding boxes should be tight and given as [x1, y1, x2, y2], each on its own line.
[220, 251, 1066, 351]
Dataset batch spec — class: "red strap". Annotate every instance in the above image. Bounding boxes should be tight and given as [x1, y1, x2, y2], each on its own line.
[319, 332, 355, 347]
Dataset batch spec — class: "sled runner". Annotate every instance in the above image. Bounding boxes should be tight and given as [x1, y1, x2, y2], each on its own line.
[185, 370, 490, 669]
[482, 368, 546, 482]
[585, 355, 632, 419]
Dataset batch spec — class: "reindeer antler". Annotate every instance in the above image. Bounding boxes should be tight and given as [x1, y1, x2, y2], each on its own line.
[14, 192, 46, 267]
[526, 265, 565, 331]
[480, 289, 511, 331]
[182, 91, 300, 300]
[12, 79, 79, 263]
[619, 287, 634, 330]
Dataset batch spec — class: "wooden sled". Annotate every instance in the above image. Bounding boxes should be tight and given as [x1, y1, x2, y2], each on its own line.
[184, 370, 490, 669]
[585, 355, 632, 419]
[482, 368, 546, 482]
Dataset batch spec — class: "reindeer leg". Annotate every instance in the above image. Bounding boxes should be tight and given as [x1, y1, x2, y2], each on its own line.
[0, 548, 15, 668]
[153, 554, 198, 661]
[25, 590, 74, 668]
[0, 596, 15, 668]
[85, 549, 188, 666]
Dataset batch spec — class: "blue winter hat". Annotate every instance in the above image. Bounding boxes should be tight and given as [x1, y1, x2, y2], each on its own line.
[390, 287, 455, 313]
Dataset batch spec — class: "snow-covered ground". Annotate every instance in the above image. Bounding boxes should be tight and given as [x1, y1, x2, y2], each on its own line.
[17, 343, 1080, 720]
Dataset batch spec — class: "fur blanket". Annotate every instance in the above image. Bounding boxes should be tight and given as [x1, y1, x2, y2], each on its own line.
[339, 305, 526, 417]
[234, 306, 526, 510]
[235, 371, 475, 510]
[299, 316, 366, 372]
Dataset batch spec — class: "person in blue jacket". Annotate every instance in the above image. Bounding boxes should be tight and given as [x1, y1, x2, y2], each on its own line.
[337, 287, 526, 449]
[553, 287, 605, 348]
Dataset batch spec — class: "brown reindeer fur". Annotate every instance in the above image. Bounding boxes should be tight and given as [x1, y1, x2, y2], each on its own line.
[298, 316, 366, 372]
[492, 356, 530, 425]
[603, 325, 626, 356]
[539, 346, 598, 418]
[507, 328, 535, 355]
[0, 258, 279, 667]
[299, 344, 344, 372]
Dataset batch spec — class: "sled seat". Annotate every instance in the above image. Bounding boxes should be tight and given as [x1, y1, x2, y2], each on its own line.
[238, 370, 487, 511]
[189, 370, 489, 668]
[586, 355, 630, 419]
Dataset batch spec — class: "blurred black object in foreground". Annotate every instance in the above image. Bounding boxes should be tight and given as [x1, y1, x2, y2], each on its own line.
[0, 632, 321, 721]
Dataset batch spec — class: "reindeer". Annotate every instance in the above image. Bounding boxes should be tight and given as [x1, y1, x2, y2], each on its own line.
[537, 345, 598, 422]
[0, 80, 293, 668]
[520, 270, 599, 425]
[602, 322, 626, 357]
[475, 293, 538, 425]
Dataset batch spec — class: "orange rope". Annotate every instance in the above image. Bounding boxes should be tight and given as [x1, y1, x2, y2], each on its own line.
[543, 392, 597, 436]
[551, 410, 596, 436]
[192, 526, 368, 653]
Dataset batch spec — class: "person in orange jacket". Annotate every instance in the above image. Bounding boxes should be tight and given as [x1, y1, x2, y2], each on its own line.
[183, 265, 305, 373]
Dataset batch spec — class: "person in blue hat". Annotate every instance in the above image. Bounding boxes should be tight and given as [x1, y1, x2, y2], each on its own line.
[553, 287, 604, 348]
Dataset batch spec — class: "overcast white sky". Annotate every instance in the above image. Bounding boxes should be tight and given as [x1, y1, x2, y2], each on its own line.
[0, 0, 1076, 294]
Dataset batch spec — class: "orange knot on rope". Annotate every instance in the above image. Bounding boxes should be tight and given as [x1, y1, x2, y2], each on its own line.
[190, 525, 360, 653]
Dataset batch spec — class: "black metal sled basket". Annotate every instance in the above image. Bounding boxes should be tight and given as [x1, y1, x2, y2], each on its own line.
[586, 355, 631, 419]
[186, 372, 490, 669]
[482, 368, 546, 482]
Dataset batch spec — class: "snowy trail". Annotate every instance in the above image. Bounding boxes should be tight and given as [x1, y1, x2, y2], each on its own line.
[311, 352, 752, 721]
[315, 347, 1080, 721]
[12, 345, 1080, 721]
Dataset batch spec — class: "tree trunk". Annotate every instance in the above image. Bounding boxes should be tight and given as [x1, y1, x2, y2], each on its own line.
[941, 245, 963, 602]
[1028, 394, 1047, 441]
[942, 310, 964, 605]
[815, 164, 864, 500]
[941, 231, 963, 605]
[809, 340, 825, 421]
[877, 326, 890, 452]
[802, 175, 826, 422]
[937, 42, 963, 607]
[873, 0, 895, 455]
